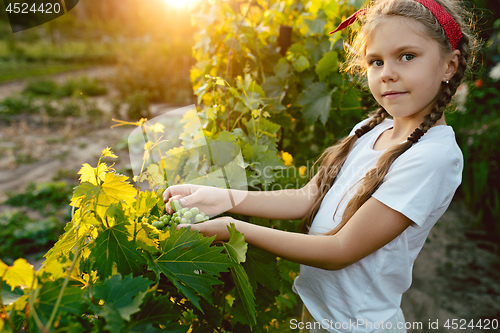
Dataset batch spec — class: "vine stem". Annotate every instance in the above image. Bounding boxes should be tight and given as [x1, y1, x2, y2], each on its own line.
[28, 276, 44, 332]
[43, 198, 84, 332]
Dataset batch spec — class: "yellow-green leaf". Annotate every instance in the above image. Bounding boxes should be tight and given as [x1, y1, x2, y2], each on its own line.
[0, 259, 35, 291]
[72, 173, 136, 219]
[78, 162, 109, 185]
[101, 147, 118, 159]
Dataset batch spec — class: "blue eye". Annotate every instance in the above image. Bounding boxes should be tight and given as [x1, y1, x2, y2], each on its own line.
[402, 54, 415, 61]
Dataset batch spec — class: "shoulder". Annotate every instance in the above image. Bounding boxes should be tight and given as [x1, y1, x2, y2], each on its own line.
[395, 125, 463, 172]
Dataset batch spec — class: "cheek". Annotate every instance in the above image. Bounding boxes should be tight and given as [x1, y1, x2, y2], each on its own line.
[367, 74, 380, 99]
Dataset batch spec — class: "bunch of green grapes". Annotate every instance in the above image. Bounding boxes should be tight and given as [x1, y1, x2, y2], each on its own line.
[151, 199, 209, 230]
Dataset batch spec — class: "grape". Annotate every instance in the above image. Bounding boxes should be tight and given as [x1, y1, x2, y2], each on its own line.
[152, 221, 161, 228]
[168, 198, 210, 225]
[158, 221, 165, 228]
[170, 200, 183, 213]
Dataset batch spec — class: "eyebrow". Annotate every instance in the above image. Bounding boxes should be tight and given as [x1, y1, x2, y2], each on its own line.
[365, 45, 423, 59]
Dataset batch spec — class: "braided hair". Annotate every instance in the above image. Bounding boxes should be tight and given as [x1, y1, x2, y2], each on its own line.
[298, 0, 475, 234]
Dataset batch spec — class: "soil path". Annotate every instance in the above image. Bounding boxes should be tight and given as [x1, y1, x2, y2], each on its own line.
[0, 66, 117, 100]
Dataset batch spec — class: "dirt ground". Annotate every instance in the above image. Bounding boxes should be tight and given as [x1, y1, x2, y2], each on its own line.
[1, 68, 499, 332]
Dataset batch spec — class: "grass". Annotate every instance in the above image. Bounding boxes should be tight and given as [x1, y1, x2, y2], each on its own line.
[0, 40, 119, 83]
[0, 61, 93, 83]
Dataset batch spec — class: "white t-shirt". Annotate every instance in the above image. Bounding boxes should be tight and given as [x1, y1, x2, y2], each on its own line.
[292, 117, 463, 333]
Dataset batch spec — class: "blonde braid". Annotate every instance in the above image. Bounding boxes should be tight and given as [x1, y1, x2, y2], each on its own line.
[298, 108, 388, 233]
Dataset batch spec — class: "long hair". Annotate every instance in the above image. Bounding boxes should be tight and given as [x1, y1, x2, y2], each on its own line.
[298, 0, 477, 235]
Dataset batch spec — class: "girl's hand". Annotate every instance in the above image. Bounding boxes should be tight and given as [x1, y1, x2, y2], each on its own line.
[177, 216, 238, 242]
[163, 184, 233, 216]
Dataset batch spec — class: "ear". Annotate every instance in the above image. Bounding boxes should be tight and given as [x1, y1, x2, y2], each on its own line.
[442, 50, 461, 82]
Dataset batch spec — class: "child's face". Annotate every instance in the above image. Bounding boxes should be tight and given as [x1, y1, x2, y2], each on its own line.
[365, 17, 450, 121]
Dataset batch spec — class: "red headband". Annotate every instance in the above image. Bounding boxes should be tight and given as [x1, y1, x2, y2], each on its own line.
[330, 0, 462, 50]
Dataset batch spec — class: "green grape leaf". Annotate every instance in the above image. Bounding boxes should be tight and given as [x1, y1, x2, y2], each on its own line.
[131, 294, 178, 326]
[89, 220, 146, 280]
[316, 51, 339, 82]
[304, 10, 327, 36]
[222, 224, 255, 326]
[223, 224, 247, 264]
[242, 143, 284, 185]
[93, 274, 151, 321]
[155, 226, 234, 311]
[97, 303, 127, 333]
[36, 279, 87, 317]
[340, 85, 362, 110]
[296, 81, 333, 125]
[208, 139, 240, 167]
[243, 246, 281, 292]
[262, 76, 284, 100]
[292, 55, 310, 72]
[244, 117, 281, 148]
[230, 264, 256, 327]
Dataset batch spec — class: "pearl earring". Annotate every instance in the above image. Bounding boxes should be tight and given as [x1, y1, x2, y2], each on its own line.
[446, 80, 449, 84]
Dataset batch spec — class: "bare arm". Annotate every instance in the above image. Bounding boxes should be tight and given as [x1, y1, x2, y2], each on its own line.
[227, 173, 320, 220]
[185, 196, 413, 270]
[164, 174, 320, 221]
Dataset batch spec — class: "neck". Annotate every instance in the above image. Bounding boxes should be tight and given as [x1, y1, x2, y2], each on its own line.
[389, 114, 447, 141]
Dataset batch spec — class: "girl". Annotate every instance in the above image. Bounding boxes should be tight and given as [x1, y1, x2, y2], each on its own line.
[163, 0, 476, 332]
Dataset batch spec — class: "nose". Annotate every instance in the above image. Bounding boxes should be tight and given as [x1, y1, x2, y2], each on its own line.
[380, 62, 398, 82]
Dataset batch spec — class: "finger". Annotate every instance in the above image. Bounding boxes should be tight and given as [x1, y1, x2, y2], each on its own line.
[177, 223, 194, 231]
[162, 185, 186, 202]
[165, 195, 182, 214]
[177, 191, 202, 208]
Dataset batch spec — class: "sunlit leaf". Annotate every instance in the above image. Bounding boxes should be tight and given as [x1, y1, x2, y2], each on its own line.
[101, 147, 118, 159]
[78, 162, 109, 185]
[71, 173, 136, 219]
[0, 259, 35, 291]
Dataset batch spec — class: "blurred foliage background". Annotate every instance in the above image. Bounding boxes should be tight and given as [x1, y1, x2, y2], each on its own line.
[0, 0, 499, 329]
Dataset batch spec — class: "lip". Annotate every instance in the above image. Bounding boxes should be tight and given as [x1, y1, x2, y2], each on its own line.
[382, 91, 408, 99]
